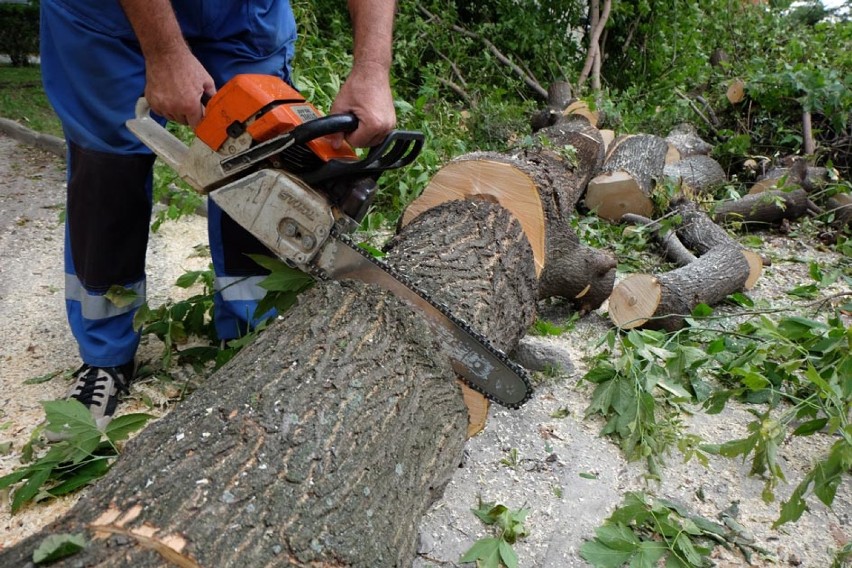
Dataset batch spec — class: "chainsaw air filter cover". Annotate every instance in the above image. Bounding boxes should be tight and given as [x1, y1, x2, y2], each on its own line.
[194, 74, 357, 164]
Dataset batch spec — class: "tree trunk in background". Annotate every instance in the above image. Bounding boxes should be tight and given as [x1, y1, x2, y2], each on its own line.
[0, 200, 538, 568]
[712, 188, 818, 227]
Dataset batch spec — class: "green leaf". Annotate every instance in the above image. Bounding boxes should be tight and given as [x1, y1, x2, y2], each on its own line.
[47, 458, 111, 496]
[104, 285, 139, 308]
[498, 539, 519, 568]
[633, 540, 667, 568]
[717, 435, 757, 459]
[691, 303, 713, 317]
[595, 524, 639, 552]
[104, 413, 154, 443]
[247, 255, 314, 292]
[42, 400, 98, 441]
[33, 533, 86, 564]
[12, 466, 51, 513]
[792, 418, 828, 436]
[175, 270, 204, 288]
[774, 487, 809, 527]
[580, 538, 635, 568]
[584, 364, 617, 385]
[471, 501, 499, 524]
[0, 468, 30, 490]
[460, 537, 502, 567]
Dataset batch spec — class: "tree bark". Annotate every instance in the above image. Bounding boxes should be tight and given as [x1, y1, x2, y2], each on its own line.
[663, 154, 727, 195]
[713, 188, 819, 227]
[670, 199, 763, 289]
[0, 199, 538, 568]
[584, 134, 669, 220]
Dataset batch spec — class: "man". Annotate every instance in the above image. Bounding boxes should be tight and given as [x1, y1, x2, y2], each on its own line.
[40, 0, 397, 437]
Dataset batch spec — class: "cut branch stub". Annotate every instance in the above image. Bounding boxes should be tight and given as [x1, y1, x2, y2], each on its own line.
[585, 133, 669, 221]
[665, 124, 714, 158]
[609, 245, 750, 331]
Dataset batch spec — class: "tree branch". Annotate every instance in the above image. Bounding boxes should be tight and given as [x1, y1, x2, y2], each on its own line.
[417, 4, 548, 98]
[577, 0, 611, 90]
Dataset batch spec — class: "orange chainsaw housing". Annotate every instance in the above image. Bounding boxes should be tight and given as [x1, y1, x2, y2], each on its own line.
[194, 74, 357, 162]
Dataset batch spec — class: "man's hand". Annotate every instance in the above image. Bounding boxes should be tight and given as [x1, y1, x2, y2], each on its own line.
[120, 0, 215, 128]
[144, 47, 215, 127]
[329, 0, 398, 149]
[329, 61, 396, 148]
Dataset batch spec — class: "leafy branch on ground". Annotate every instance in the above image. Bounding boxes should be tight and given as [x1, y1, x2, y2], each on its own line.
[0, 401, 151, 514]
[582, 288, 851, 527]
[460, 498, 529, 568]
[579, 491, 767, 568]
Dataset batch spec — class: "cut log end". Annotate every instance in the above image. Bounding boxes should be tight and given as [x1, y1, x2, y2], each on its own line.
[461, 382, 489, 437]
[742, 250, 763, 290]
[585, 171, 654, 221]
[562, 100, 599, 127]
[401, 160, 546, 276]
[608, 274, 662, 329]
[727, 78, 746, 104]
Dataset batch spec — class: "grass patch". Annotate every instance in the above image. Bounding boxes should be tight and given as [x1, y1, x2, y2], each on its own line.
[0, 64, 62, 137]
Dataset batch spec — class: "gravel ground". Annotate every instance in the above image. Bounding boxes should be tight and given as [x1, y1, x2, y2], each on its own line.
[0, 133, 850, 566]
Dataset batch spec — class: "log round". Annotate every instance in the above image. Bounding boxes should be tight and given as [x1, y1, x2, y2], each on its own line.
[585, 134, 669, 221]
[609, 245, 751, 331]
[663, 154, 727, 195]
[0, 200, 538, 567]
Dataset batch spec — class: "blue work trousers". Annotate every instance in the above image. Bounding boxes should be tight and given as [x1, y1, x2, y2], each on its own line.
[40, 0, 297, 367]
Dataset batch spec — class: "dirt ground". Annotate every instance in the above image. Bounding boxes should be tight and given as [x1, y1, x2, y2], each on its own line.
[0, 132, 850, 566]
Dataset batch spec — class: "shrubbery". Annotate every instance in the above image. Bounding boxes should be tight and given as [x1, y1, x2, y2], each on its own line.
[0, 0, 39, 67]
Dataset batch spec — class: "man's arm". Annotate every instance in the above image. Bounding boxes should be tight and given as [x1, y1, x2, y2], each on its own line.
[120, 0, 214, 127]
[329, 0, 398, 148]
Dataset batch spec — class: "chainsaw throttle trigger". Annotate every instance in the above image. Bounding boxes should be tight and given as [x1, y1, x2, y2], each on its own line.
[301, 130, 425, 185]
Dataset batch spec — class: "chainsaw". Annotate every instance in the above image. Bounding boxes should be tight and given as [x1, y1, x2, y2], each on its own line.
[126, 74, 531, 408]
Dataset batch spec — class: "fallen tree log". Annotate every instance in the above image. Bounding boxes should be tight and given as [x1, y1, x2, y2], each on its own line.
[0, 199, 538, 567]
[748, 157, 828, 194]
[608, 244, 751, 331]
[712, 188, 820, 227]
[827, 192, 852, 227]
[584, 134, 669, 220]
[670, 199, 763, 288]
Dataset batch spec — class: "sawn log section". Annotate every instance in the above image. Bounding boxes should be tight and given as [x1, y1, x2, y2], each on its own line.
[0, 200, 537, 567]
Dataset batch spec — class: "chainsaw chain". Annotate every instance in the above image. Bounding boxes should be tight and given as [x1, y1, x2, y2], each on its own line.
[307, 225, 532, 409]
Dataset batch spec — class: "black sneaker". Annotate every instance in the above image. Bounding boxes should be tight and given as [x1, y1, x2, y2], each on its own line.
[45, 361, 135, 441]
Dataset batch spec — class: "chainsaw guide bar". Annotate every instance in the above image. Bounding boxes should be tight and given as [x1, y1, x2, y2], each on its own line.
[313, 227, 534, 409]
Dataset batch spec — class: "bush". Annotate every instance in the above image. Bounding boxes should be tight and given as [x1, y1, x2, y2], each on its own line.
[0, 0, 39, 67]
